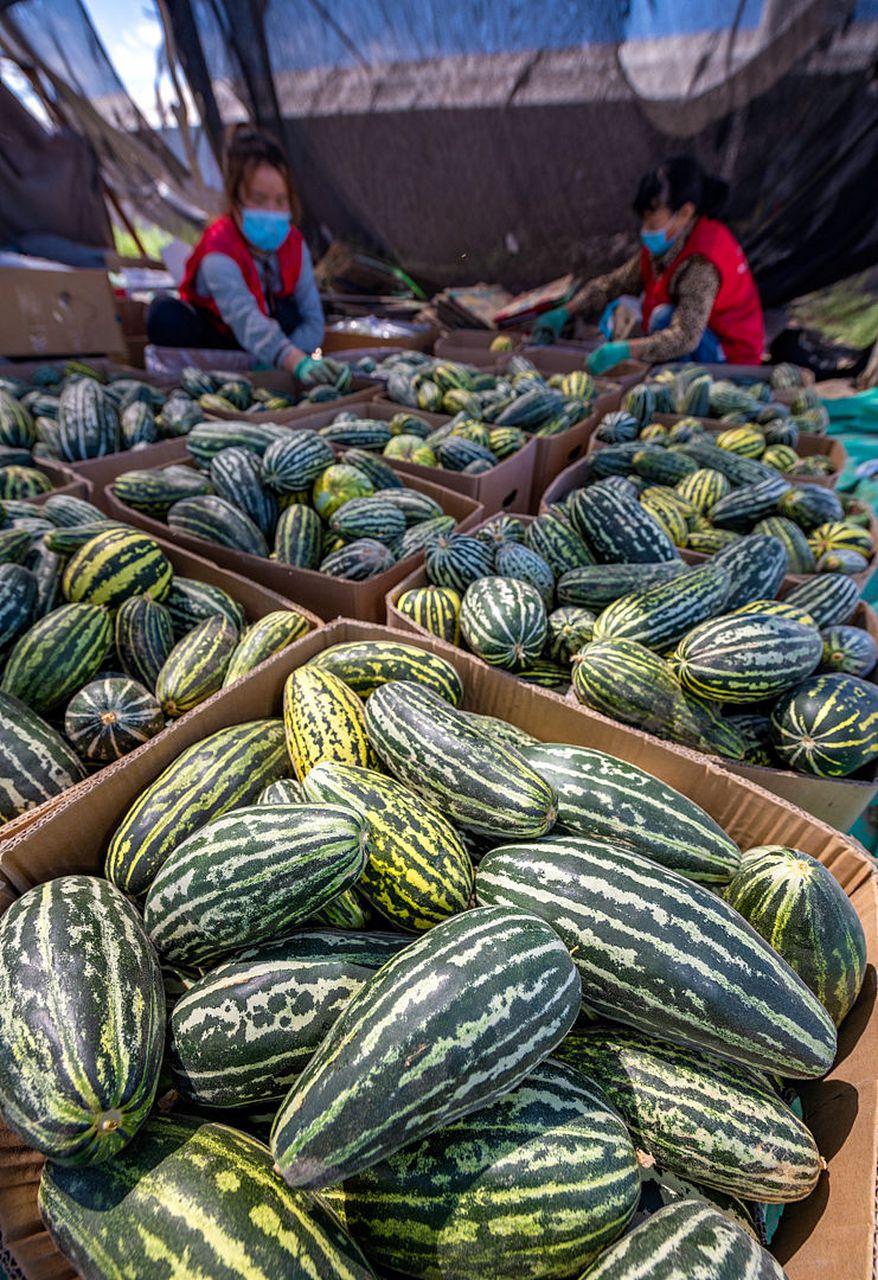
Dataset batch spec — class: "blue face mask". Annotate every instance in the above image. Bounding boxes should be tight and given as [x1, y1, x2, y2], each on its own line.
[241, 208, 291, 253]
[640, 221, 676, 256]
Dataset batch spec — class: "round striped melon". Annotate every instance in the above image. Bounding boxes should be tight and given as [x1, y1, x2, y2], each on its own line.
[725, 844, 866, 1025]
[808, 520, 873, 561]
[821, 625, 878, 677]
[62, 527, 173, 609]
[65, 676, 164, 763]
[426, 532, 494, 592]
[461, 575, 547, 671]
[770, 672, 878, 777]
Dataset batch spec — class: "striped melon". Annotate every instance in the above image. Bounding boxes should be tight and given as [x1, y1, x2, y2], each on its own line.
[115, 593, 175, 690]
[320, 538, 396, 581]
[144, 804, 369, 966]
[209, 446, 278, 539]
[724, 845, 866, 1025]
[223, 610, 311, 686]
[302, 761, 474, 932]
[752, 516, 816, 575]
[494, 542, 554, 605]
[324, 1060, 639, 1280]
[65, 676, 164, 762]
[734, 598, 816, 626]
[546, 605, 595, 660]
[262, 430, 335, 492]
[1, 602, 112, 713]
[558, 562, 688, 611]
[711, 534, 788, 610]
[425, 532, 494, 592]
[275, 503, 323, 568]
[474, 514, 527, 547]
[0, 690, 86, 822]
[0, 876, 163, 1163]
[770, 673, 878, 777]
[395, 585, 461, 644]
[57, 378, 119, 460]
[155, 616, 239, 717]
[112, 467, 213, 517]
[778, 484, 844, 531]
[0, 562, 36, 649]
[476, 837, 836, 1078]
[331, 497, 407, 545]
[569, 485, 679, 563]
[821, 624, 878, 677]
[593, 561, 730, 651]
[271, 906, 580, 1189]
[783, 574, 859, 628]
[364, 681, 557, 837]
[557, 1027, 822, 1201]
[237, 929, 410, 972]
[258, 777, 305, 805]
[309, 640, 463, 705]
[62, 527, 173, 609]
[40, 1117, 375, 1279]
[676, 467, 730, 513]
[572, 637, 683, 729]
[519, 741, 740, 883]
[283, 666, 380, 780]
[580, 1196, 786, 1279]
[105, 719, 289, 897]
[460, 575, 547, 670]
[808, 520, 873, 561]
[169, 955, 371, 1106]
[168, 493, 270, 558]
[164, 576, 245, 638]
[675, 613, 823, 705]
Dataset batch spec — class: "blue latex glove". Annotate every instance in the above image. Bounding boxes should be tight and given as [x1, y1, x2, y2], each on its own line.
[531, 305, 570, 345]
[294, 355, 335, 386]
[586, 341, 631, 376]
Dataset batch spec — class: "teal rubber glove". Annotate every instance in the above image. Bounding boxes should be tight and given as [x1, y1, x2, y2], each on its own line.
[294, 355, 335, 386]
[532, 305, 570, 345]
[586, 341, 630, 375]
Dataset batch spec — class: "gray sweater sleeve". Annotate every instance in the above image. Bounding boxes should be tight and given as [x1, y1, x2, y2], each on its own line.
[197, 252, 291, 367]
[286, 246, 325, 356]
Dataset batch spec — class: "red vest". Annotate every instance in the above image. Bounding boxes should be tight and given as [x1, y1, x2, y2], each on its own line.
[179, 214, 304, 335]
[640, 217, 764, 365]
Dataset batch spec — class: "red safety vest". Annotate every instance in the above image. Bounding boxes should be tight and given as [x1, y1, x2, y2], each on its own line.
[640, 217, 764, 365]
[179, 213, 304, 335]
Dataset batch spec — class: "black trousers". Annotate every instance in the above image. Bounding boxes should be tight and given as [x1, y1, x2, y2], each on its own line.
[146, 293, 302, 349]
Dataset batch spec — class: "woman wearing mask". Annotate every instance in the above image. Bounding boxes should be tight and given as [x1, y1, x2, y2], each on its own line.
[147, 127, 331, 382]
[534, 155, 764, 373]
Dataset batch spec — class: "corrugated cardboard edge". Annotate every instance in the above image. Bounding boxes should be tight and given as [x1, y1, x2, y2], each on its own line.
[0, 533, 324, 847]
[385, 512, 878, 829]
[102, 468, 483, 623]
[0, 618, 875, 1280]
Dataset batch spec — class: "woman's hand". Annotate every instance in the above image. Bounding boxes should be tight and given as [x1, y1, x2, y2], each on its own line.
[586, 341, 631, 376]
[282, 346, 308, 375]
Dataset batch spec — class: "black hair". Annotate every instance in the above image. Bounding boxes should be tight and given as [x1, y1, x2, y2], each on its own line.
[633, 155, 729, 220]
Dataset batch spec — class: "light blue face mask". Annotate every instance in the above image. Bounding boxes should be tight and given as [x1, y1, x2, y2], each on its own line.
[241, 208, 291, 253]
[640, 220, 677, 256]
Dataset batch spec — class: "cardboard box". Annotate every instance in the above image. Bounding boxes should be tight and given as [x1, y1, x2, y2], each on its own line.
[0, 534, 323, 847]
[389, 508, 878, 829]
[350, 398, 536, 514]
[64, 438, 191, 508]
[103, 467, 483, 623]
[653, 361, 816, 387]
[434, 330, 525, 358]
[0, 618, 875, 1280]
[0, 262, 124, 359]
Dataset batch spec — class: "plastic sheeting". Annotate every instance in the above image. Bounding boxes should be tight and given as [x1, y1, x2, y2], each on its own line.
[166, 0, 878, 304]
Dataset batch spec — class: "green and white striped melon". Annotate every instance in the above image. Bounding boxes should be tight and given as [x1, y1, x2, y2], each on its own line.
[64, 676, 164, 763]
[0, 876, 163, 1164]
[115, 593, 175, 690]
[324, 1060, 640, 1280]
[476, 837, 836, 1078]
[519, 741, 740, 883]
[309, 640, 463, 705]
[105, 719, 289, 897]
[39, 1117, 375, 1279]
[675, 613, 823, 705]
[144, 804, 369, 966]
[581, 1199, 785, 1279]
[364, 681, 557, 838]
[156, 616, 239, 717]
[271, 906, 580, 1189]
[724, 845, 866, 1026]
[460, 575, 547, 670]
[821, 625, 878, 677]
[557, 1027, 822, 1202]
[169, 956, 371, 1106]
[0, 690, 86, 823]
[1, 602, 112, 713]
